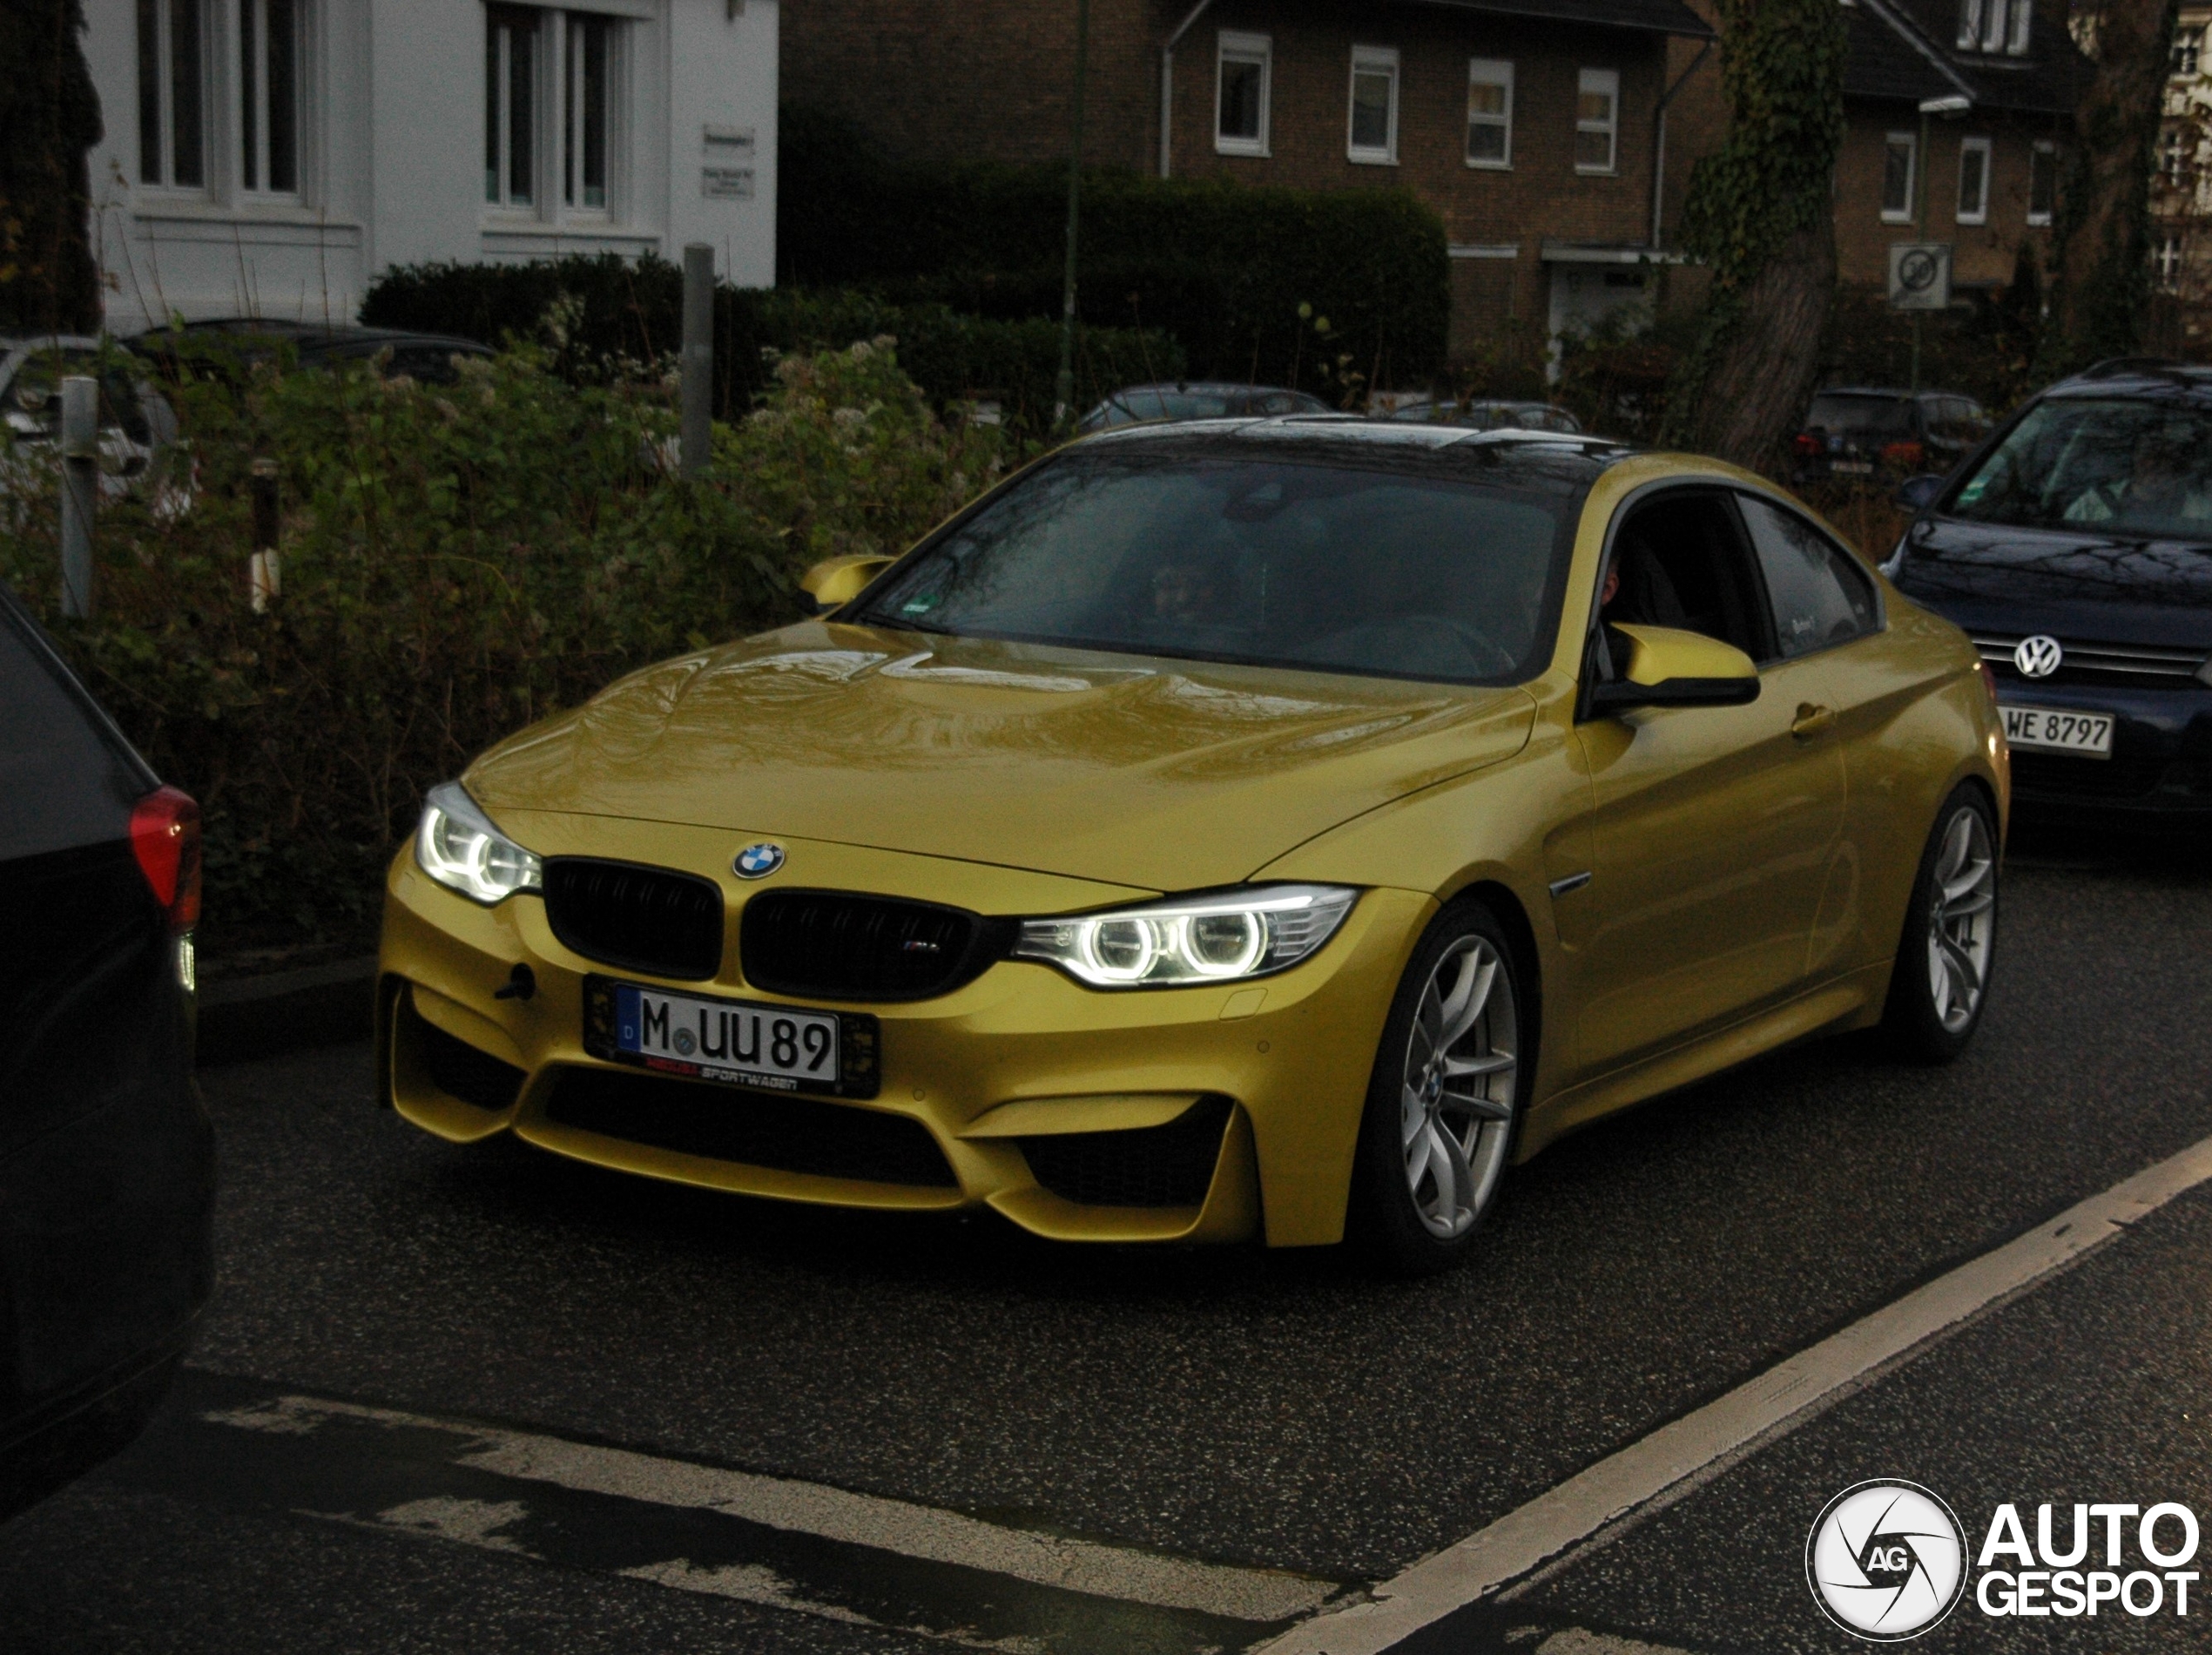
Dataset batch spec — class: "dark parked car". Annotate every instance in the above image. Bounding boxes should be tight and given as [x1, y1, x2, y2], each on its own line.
[1883, 359, 2212, 824]
[1793, 388, 1990, 484]
[1385, 396, 1583, 435]
[131, 319, 494, 385]
[1077, 382, 1330, 433]
[1, 583, 214, 1521]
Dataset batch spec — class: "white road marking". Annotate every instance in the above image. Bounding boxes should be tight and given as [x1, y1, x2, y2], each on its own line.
[206, 1391, 1335, 1624]
[1258, 1131, 2212, 1654]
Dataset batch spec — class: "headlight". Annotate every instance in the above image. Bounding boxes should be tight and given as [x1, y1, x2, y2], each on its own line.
[415, 780, 543, 904]
[1014, 884, 1358, 989]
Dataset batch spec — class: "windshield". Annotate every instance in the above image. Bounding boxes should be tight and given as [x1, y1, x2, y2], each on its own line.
[1806, 395, 1916, 437]
[856, 449, 1576, 685]
[1097, 390, 1236, 426]
[1947, 397, 2212, 539]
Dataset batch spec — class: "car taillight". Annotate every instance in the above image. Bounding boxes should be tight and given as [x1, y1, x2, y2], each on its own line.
[131, 786, 202, 933]
[1793, 433, 1820, 456]
[1881, 441, 1925, 469]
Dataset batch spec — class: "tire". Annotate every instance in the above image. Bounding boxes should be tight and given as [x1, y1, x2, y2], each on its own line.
[1348, 901, 1528, 1275]
[1882, 784, 2000, 1064]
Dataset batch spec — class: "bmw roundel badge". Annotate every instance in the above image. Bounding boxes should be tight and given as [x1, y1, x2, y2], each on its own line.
[734, 841, 786, 879]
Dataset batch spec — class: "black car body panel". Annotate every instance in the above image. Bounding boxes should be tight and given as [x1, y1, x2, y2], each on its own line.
[1888, 363, 2212, 821]
[0, 586, 215, 1520]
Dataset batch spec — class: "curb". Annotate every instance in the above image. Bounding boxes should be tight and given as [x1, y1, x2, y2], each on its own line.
[198, 955, 379, 1066]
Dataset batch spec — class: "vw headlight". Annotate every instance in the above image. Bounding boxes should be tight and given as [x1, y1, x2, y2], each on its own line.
[415, 781, 543, 904]
[1015, 885, 1358, 989]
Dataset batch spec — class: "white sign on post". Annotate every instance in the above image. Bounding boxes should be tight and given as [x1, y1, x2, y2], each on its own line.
[1888, 242, 1953, 311]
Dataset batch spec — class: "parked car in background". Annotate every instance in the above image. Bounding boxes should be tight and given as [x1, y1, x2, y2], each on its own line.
[1077, 382, 1330, 433]
[0, 337, 179, 502]
[1792, 388, 1990, 485]
[1884, 359, 2212, 826]
[1386, 397, 1583, 435]
[1, 583, 215, 1522]
[130, 320, 494, 385]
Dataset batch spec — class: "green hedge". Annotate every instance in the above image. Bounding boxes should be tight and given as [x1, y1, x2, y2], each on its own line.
[776, 108, 1452, 396]
[361, 254, 1183, 432]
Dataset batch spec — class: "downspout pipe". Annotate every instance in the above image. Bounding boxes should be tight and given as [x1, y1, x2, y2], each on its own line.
[1160, 0, 1218, 178]
[1650, 40, 1712, 248]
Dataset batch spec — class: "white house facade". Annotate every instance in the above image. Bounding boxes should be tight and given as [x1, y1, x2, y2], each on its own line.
[80, 0, 779, 332]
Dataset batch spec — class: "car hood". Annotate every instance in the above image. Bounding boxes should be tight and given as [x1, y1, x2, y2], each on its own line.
[1895, 518, 2212, 642]
[465, 623, 1537, 892]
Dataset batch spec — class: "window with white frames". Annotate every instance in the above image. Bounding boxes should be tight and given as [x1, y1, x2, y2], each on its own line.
[137, 0, 207, 188]
[566, 13, 612, 209]
[1956, 136, 1990, 223]
[2162, 124, 2188, 182]
[1467, 58, 1513, 167]
[1960, 0, 2032, 55]
[2175, 27, 2202, 78]
[239, 0, 302, 195]
[1217, 31, 1271, 155]
[1348, 45, 1399, 164]
[2027, 139, 2056, 224]
[1575, 69, 1617, 173]
[486, 6, 540, 206]
[1882, 132, 1917, 221]
[2156, 233, 2183, 291]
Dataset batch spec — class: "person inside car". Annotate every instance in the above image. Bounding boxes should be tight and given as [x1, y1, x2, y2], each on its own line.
[2064, 423, 2212, 529]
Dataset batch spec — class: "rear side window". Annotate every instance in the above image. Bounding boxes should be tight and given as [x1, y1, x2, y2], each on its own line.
[1805, 395, 1916, 438]
[1738, 496, 1879, 657]
[0, 597, 149, 859]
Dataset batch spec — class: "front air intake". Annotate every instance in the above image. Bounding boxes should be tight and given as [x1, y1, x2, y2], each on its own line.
[543, 858, 724, 981]
[741, 890, 1015, 1003]
[1021, 1097, 1234, 1208]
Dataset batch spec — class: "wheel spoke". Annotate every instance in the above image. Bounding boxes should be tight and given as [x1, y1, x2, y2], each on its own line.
[1441, 1050, 1515, 1079]
[1937, 812, 1973, 885]
[1941, 858, 1989, 906]
[1436, 952, 1496, 1050]
[1939, 934, 1982, 1001]
[1943, 888, 1993, 918]
[1422, 1122, 1460, 1218]
[1444, 1092, 1514, 1125]
[1928, 938, 1953, 1020]
[1404, 1118, 1437, 1192]
[1400, 1084, 1427, 1149]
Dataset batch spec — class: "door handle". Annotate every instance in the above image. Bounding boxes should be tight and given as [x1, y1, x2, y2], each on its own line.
[1791, 703, 1836, 740]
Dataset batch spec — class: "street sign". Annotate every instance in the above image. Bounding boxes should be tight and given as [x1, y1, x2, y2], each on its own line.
[1888, 242, 1952, 311]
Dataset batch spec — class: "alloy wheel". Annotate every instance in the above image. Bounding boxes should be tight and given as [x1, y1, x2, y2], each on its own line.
[1925, 807, 1996, 1033]
[1399, 935, 1518, 1239]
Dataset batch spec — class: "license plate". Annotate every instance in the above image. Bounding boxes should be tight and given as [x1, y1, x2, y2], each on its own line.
[2002, 705, 2114, 758]
[1832, 459, 1873, 476]
[582, 976, 880, 1098]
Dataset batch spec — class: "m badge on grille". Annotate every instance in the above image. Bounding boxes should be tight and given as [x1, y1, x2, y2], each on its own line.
[2014, 635, 2063, 679]
[734, 842, 786, 879]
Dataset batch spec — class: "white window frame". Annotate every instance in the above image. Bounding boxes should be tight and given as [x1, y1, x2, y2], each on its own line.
[485, 5, 543, 212]
[237, 0, 305, 199]
[1882, 131, 1918, 223]
[563, 11, 623, 215]
[2027, 138, 2056, 225]
[137, 0, 212, 193]
[1575, 67, 1618, 176]
[1346, 44, 1399, 165]
[1980, 0, 2006, 51]
[1956, 135, 1991, 224]
[1215, 30, 1271, 157]
[484, 5, 631, 224]
[1956, 0, 1982, 49]
[2006, 0, 2032, 55]
[2156, 233, 2183, 290]
[1466, 57, 1513, 170]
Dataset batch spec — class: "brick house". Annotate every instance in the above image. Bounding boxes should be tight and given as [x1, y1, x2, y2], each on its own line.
[1820, 0, 2085, 297]
[782, 0, 1718, 365]
[2151, 7, 2212, 351]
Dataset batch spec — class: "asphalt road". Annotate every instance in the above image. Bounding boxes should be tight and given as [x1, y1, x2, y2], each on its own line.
[4, 825, 2210, 1654]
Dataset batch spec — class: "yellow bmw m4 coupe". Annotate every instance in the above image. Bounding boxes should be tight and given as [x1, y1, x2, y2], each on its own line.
[378, 418, 2006, 1272]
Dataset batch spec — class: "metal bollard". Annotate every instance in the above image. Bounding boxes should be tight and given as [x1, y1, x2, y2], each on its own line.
[680, 243, 713, 479]
[248, 457, 281, 611]
[58, 376, 98, 618]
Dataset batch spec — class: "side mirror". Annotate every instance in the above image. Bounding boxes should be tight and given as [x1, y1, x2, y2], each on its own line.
[1893, 474, 1946, 513]
[1586, 624, 1761, 716]
[799, 553, 894, 615]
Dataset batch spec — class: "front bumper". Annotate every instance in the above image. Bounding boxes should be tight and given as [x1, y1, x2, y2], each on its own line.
[377, 819, 1428, 1247]
[1993, 679, 2212, 822]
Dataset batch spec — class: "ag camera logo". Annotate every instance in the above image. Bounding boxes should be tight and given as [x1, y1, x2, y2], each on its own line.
[1807, 1481, 1967, 1640]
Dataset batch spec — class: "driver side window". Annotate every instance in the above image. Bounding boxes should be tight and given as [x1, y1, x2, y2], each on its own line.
[1598, 491, 1773, 665]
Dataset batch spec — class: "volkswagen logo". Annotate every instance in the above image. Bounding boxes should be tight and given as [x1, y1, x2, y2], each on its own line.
[733, 842, 786, 879]
[2013, 635, 2063, 679]
[1806, 1481, 1967, 1641]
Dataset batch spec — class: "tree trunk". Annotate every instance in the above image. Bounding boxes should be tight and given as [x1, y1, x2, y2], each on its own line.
[1681, 221, 1837, 469]
[2042, 0, 2182, 374]
[1657, 0, 1848, 471]
[0, 0, 105, 336]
